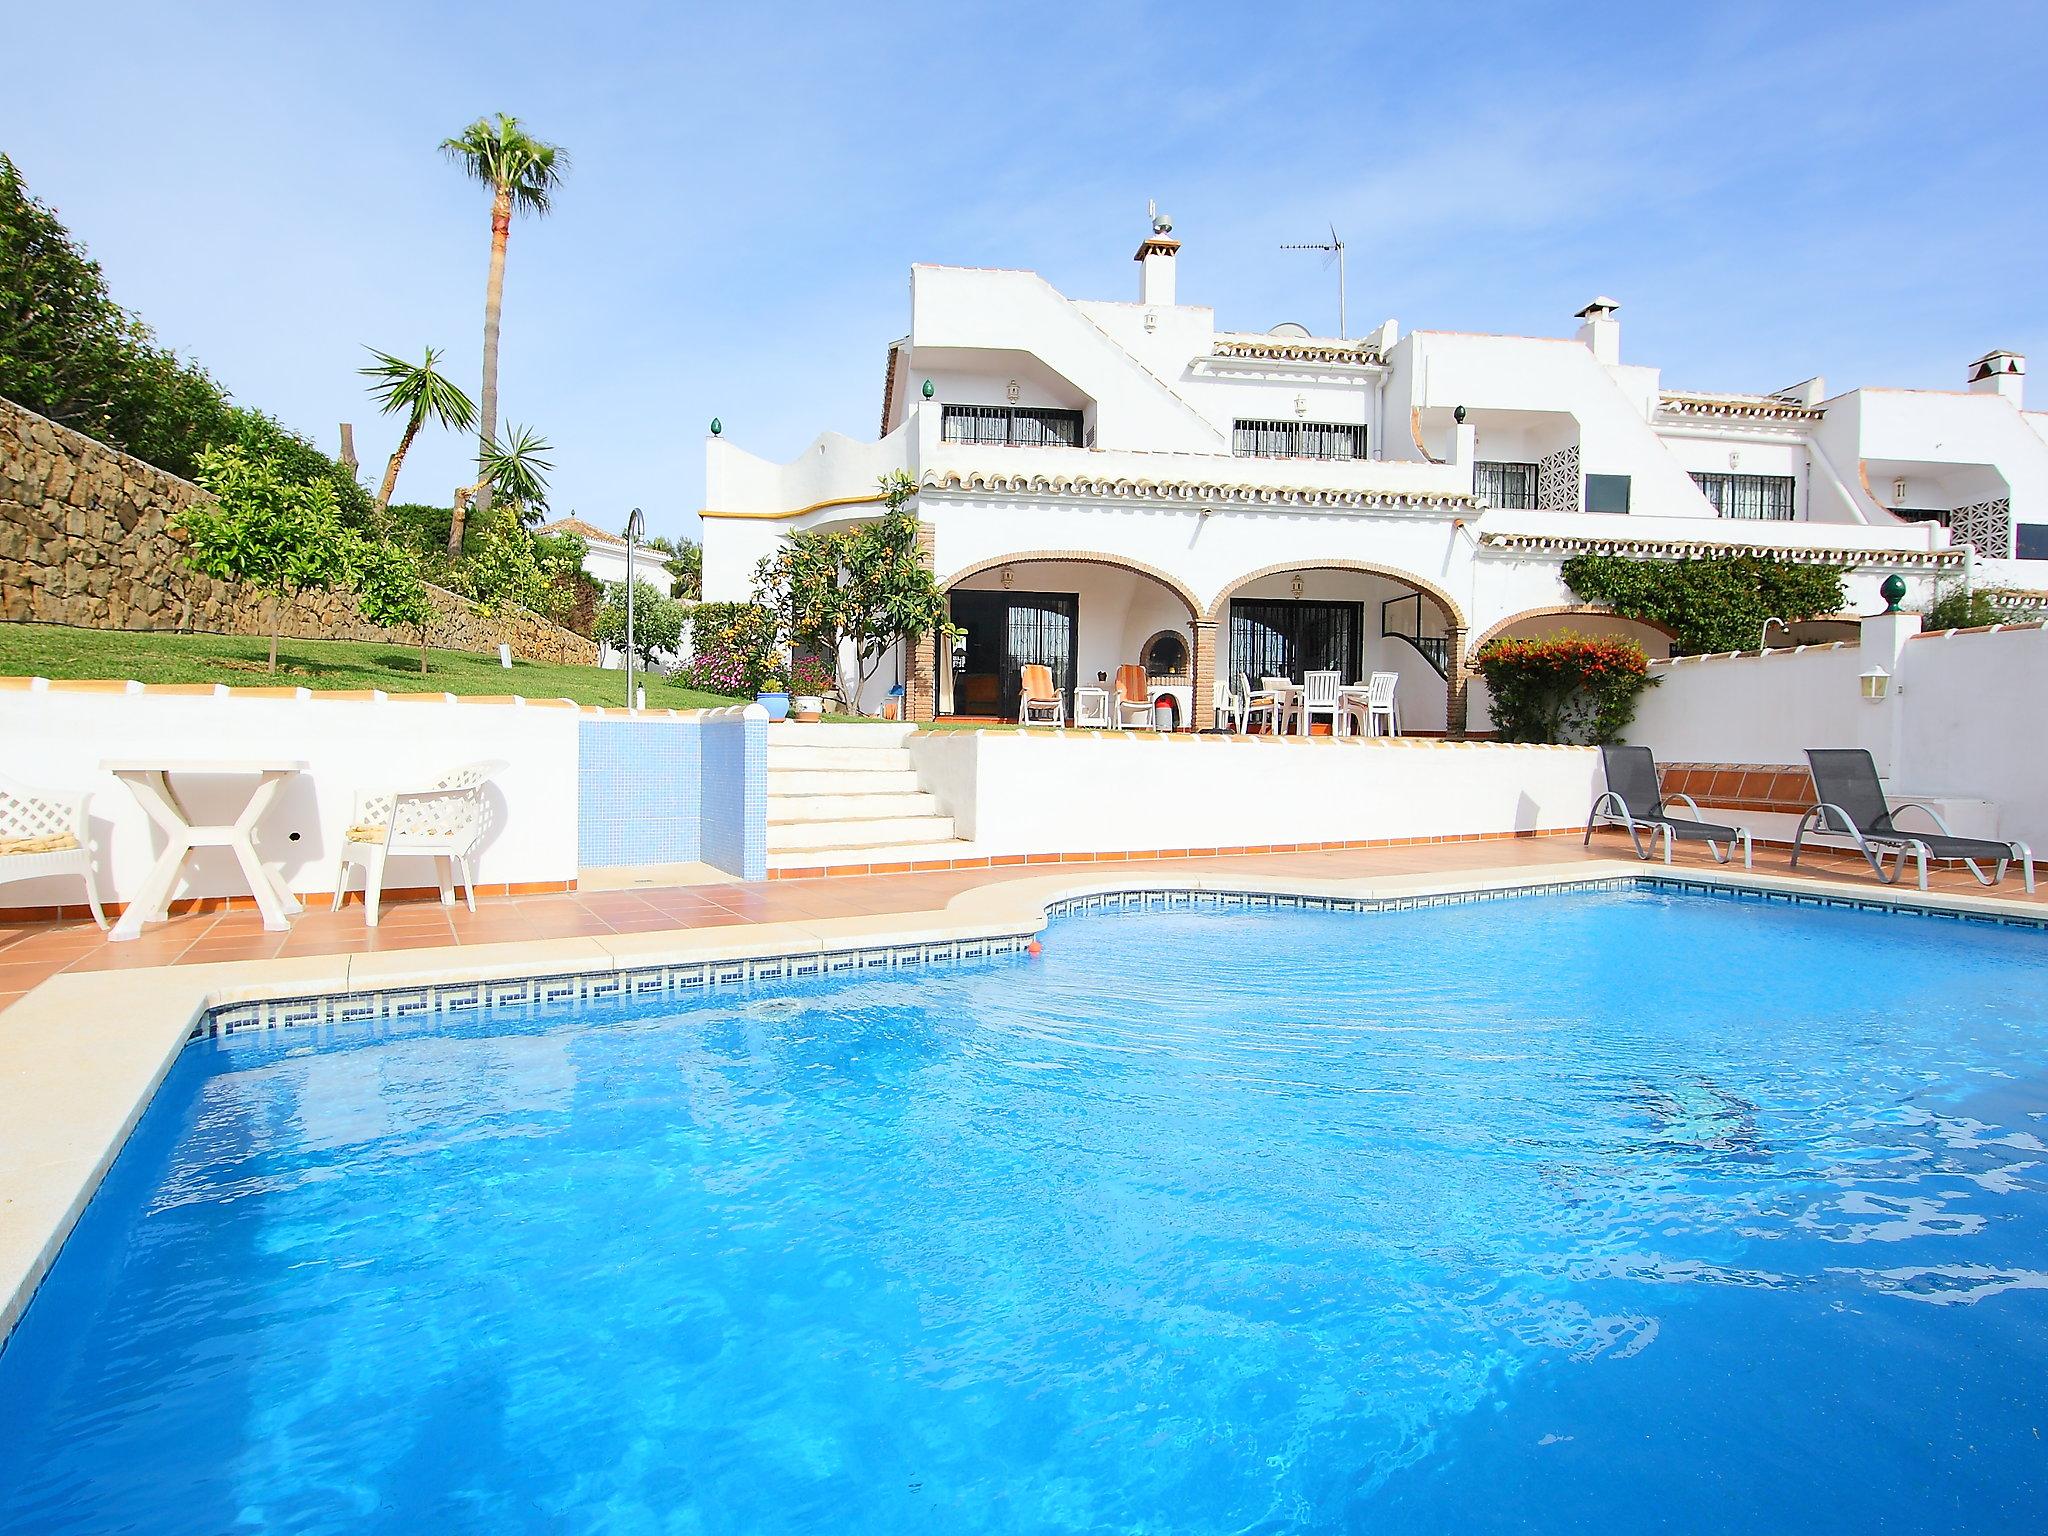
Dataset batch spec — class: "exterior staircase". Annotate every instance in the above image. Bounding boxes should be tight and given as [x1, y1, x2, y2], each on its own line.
[766, 722, 969, 871]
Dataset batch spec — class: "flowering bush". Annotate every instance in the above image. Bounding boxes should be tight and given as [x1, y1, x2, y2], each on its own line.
[1473, 630, 1658, 744]
[788, 655, 837, 698]
[683, 601, 779, 695]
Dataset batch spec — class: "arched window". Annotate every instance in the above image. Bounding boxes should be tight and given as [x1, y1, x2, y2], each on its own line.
[1142, 630, 1189, 679]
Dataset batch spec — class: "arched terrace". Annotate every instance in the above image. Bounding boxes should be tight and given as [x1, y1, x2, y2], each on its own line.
[1203, 561, 1469, 734]
[933, 553, 1203, 726]
[1462, 605, 1677, 737]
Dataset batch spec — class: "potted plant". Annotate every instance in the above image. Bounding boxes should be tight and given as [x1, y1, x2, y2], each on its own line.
[789, 656, 833, 722]
[755, 665, 792, 722]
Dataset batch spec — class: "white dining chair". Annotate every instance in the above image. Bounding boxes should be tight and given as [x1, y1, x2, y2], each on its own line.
[1344, 671, 1399, 737]
[1212, 677, 1242, 733]
[1073, 686, 1113, 729]
[1238, 673, 1282, 735]
[1299, 670, 1343, 737]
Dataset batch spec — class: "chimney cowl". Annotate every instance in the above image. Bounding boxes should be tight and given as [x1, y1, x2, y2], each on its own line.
[1574, 296, 1621, 319]
[1967, 348, 2025, 407]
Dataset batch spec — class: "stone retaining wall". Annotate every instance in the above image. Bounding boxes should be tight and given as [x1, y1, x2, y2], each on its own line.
[0, 395, 596, 664]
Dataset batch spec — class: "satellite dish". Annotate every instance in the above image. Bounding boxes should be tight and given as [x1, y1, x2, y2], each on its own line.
[1269, 321, 1312, 338]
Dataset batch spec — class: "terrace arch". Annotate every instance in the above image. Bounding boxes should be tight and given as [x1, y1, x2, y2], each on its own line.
[1463, 605, 1679, 738]
[935, 552, 1203, 724]
[1204, 559, 1470, 733]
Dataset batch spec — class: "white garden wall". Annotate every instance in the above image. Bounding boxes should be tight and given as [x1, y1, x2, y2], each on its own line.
[0, 685, 580, 910]
[906, 732, 1600, 857]
[1624, 617, 2048, 847]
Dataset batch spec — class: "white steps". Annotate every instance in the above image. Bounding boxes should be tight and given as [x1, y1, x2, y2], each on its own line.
[761, 721, 970, 867]
[768, 791, 941, 824]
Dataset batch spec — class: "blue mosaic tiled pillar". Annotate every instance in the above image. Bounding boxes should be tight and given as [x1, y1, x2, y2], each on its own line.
[699, 706, 767, 881]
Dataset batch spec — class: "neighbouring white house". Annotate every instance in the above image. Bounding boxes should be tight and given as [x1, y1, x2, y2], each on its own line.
[699, 217, 2048, 730]
[539, 516, 676, 591]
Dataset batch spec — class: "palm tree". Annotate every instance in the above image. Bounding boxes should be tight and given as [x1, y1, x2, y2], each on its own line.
[440, 114, 568, 549]
[359, 346, 475, 516]
[477, 424, 554, 526]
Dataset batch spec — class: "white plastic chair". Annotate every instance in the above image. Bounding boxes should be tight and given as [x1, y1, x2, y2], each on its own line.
[1341, 672, 1401, 738]
[1017, 664, 1065, 727]
[1237, 673, 1282, 735]
[0, 773, 106, 928]
[1112, 665, 1156, 731]
[1297, 670, 1343, 737]
[1212, 678, 1242, 733]
[331, 760, 506, 926]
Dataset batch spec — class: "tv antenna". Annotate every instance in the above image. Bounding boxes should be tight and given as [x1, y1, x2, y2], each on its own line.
[1280, 224, 1346, 338]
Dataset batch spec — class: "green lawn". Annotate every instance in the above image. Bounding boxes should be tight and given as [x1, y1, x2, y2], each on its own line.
[0, 623, 750, 709]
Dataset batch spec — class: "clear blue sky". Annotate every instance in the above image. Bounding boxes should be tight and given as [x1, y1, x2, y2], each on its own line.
[6, 2, 2043, 544]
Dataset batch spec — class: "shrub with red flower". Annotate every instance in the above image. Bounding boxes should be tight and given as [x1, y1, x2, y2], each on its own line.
[1472, 630, 1658, 744]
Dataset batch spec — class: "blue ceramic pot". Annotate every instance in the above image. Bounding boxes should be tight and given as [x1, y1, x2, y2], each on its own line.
[756, 691, 791, 721]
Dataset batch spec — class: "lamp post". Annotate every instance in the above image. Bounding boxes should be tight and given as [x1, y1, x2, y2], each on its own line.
[624, 506, 645, 709]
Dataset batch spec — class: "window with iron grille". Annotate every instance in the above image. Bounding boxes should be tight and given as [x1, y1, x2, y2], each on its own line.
[1231, 419, 1368, 461]
[940, 404, 1084, 448]
[1691, 471, 1796, 521]
[1474, 461, 1537, 509]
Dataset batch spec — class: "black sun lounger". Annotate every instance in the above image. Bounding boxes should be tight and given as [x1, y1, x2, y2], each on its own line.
[1793, 748, 2035, 893]
[1584, 745, 1753, 868]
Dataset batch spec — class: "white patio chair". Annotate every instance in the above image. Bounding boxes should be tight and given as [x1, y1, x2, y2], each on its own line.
[1298, 670, 1343, 737]
[1018, 664, 1065, 727]
[1238, 673, 1282, 735]
[1073, 686, 1113, 729]
[1212, 678, 1242, 733]
[331, 760, 506, 926]
[1263, 675, 1300, 734]
[1112, 664, 1156, 730]
[0, 773, 106, 929]
[1341, 672, 1401, 738]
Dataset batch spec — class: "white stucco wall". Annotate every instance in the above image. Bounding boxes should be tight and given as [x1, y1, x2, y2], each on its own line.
[0, 688, 580, 909]
[905, 733, 1600, 857]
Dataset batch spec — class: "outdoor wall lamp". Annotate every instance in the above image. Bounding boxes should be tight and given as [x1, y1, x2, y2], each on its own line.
[1006, 379, 1021, 404]
[1859, 666, 1891, 702]
[1289, 572, 1304, 599]
[1000, 566, 1014, 590]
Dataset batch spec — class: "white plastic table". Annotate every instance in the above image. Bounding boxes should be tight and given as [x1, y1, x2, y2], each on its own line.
[102, 758, 309, 940]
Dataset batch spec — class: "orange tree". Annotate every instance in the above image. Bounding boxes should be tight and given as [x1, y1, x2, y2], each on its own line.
[1472, 631, 1658, 744]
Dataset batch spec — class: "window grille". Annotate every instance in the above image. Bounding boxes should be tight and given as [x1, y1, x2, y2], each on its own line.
[940, 405, 1084, 448]
[1691, 471, 1796, 521]
[1231, 419, 1368, 461]
[1474, 461, 1537, 509]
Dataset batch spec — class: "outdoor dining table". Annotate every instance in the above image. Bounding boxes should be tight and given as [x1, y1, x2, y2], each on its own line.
[101, 757, 309, 940]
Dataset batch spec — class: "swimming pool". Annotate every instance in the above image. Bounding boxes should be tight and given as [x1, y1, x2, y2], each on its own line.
[3, 886, 2047, 1532]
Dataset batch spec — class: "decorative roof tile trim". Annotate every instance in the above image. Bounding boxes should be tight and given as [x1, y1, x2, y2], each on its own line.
[1474, 530, 1965, 568]
[1911, 620, 2048, 639]
[1649, 641, 1859, 667]
[1657, 392, 1826, 422]
[1210, 335, 1385, 366]
[921, 469, 1481, 514]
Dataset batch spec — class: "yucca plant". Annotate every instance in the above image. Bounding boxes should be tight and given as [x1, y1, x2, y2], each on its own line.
[359, 345, 475, 516]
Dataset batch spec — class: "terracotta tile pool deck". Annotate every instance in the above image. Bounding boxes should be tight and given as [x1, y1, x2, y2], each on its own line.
[2, 832, 2042, 1017]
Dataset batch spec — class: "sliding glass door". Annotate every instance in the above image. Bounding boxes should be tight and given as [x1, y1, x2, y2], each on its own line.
[1228, 599, 1363, 685]
[949, 589, 1079, 718]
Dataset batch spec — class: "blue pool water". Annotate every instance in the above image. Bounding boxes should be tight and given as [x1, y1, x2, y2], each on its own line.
[4, 889, 2048, 1532]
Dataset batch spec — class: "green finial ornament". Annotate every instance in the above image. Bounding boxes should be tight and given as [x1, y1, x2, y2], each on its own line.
[710, 417, 721, 436]
[921, 379, 935, 400]
[1880, 574, 1907, 613]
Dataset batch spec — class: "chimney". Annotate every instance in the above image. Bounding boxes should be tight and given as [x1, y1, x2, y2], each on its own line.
[1967, 349, 2024, 407]
[1575, 297, 1621, 366]
[1135, 209, 1179, 308]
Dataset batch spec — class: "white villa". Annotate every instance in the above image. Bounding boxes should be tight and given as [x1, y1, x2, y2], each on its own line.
[538, 516, 675, 591]
[700, 219, 2047, 732]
